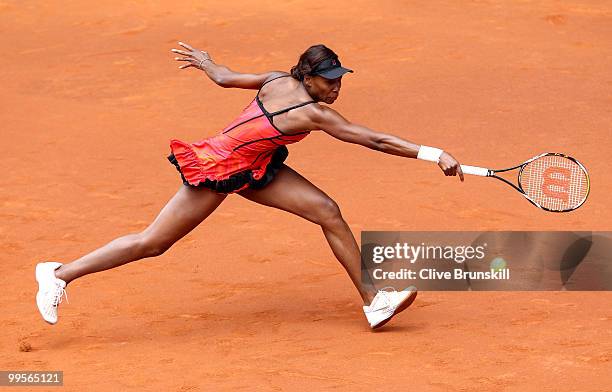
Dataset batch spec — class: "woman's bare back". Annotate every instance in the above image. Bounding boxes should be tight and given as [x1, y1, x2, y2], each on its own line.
[256, 74, 319, 135]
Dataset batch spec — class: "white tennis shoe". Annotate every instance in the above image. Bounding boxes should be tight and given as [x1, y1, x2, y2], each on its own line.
[363, 286, 417, 329]
[35, 262, 68, 325]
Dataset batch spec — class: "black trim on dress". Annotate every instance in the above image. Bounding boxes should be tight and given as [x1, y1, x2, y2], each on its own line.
[222, 113, 265, 134]
[167, 146, 288, 194]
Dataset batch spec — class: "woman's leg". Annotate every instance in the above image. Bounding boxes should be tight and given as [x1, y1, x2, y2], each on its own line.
[55, 185, 227, 285]
[238, 165, 376, 304]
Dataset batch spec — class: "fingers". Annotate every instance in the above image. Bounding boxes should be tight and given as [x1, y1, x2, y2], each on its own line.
[171, 41, 211, 71]
[440, 163, 464, 181]
[438, 153, 464, 182]
[171, 48, 192, 56]
[442, 164, 455, 176]
[178, 41, 194, 51]
[457, 164, 464, 182]
[448, 166, 464, 181]
[174, 56, 196, 69]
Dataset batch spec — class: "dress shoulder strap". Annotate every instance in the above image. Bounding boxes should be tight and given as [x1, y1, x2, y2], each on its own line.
[258, 73, 292, 93]
[268, 100, 317, 117]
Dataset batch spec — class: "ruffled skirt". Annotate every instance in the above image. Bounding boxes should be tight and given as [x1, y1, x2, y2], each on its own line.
[167, 145, 288, 194]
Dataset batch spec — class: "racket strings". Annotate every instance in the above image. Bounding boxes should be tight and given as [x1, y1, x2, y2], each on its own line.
[520, 155, 589, 211]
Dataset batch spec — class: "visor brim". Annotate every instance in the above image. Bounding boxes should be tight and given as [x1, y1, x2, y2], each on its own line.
[316, 66, 353, 79]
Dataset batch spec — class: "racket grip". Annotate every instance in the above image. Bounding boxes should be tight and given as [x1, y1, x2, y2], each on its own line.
[460, 165, 489, 176]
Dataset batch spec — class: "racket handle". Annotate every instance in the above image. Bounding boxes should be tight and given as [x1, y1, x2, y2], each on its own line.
[460, 165, 490, 176]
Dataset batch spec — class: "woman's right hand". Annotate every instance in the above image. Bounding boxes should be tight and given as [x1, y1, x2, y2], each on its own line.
[171, 41, 212, 70]
[438, 151, 464, 181]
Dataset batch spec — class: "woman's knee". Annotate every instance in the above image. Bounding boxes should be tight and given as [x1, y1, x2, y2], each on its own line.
[313, 197, 343, 227]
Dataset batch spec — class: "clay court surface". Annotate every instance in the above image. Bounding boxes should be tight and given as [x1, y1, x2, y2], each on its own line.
[1, 0, 611, 390]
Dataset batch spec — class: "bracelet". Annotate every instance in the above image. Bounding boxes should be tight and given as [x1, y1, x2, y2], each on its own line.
[417, 145, 444, 163]
[198, 58, 211, 69]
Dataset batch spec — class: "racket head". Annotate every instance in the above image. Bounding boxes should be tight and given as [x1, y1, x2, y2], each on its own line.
[518, 153, 590, 212]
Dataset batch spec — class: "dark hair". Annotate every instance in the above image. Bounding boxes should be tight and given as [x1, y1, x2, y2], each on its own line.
[290, 44, 338, 81]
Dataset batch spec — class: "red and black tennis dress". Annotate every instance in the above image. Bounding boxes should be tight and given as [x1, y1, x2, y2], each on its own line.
[167, 75, 316, 194]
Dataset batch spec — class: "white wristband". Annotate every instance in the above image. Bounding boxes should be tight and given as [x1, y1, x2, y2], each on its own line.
[417, 146, 444, 163]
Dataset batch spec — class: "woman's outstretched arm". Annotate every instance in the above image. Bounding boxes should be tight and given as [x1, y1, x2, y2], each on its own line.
[310, 104, 464, 181]
[171, 41, 285, 90]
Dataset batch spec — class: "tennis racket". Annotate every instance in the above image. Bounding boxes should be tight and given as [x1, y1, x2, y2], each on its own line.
[460, 153, 590, 212]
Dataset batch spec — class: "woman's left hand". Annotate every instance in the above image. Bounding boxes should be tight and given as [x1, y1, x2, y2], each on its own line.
[438, 151, 464, 181]
[171, 41, 211, 70]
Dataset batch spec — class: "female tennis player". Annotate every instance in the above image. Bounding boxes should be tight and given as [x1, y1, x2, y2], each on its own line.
[36, 42, 464, 329]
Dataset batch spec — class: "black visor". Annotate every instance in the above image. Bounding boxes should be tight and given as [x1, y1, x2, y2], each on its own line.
[309, 57, 353, 79]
